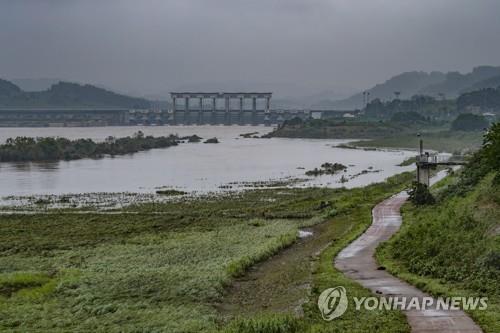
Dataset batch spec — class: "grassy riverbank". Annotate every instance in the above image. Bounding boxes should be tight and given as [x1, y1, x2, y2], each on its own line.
[265, 119, 405, 139]
[299, 173, 413, 333]
[265, 118, 483, 153]
[0, 172, 414, 332]
[377, 126, 500, 333]
[350, 130, 483, 153]
[220, 173, 414, 333]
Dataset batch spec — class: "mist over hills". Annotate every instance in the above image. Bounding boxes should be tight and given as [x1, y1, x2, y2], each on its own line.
[3, 65, 500, 110]
[0, 79, 150, 109]
[148, 81, 357, 109]
[10, 78, 62, 92]
[329, 66, 500, 109]
[329, 71, 446, 110]
[420, 66, 500, 97]
[464, 75, 500, 93]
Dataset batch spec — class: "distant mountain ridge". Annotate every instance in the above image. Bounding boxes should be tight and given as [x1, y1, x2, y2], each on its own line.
[0, 79, 150, 109]
[419, 66, 500, 97]
[460, 75, 500, 93]
[11, 78, 62, 92]
[330, 66, 500, 109]
[331, 71, 446, 109]
[4, 66, 500, 110]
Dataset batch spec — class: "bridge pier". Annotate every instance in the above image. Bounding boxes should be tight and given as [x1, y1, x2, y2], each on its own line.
[224, 96, 230, 125]
[239, 97, 244, 125]
[197, 97, 203, 125]
[184, 97, 190, 125]
[171, 97, 177, 125]
[211, 98, 217, 125]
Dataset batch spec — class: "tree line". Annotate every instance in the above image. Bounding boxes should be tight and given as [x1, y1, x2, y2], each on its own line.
[0, 131, 179, 162]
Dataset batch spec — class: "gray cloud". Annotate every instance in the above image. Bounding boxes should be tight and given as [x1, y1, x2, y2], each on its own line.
[1, 0, 500, 97]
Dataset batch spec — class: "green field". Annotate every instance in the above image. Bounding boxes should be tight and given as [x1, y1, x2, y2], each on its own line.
[0, 173, 414, 332]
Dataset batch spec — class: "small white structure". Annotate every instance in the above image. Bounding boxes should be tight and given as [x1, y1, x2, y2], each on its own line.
[310, 111, 323, 119]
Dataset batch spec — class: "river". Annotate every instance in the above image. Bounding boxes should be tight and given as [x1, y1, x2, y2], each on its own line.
[0, 126, 415, 197]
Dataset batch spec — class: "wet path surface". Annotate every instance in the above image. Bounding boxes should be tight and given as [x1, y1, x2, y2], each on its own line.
[335, 191, 482, 333]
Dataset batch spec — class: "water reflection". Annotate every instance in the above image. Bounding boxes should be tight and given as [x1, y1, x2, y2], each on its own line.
[8, 161, 61, 172]
[0, 126, 415, 196]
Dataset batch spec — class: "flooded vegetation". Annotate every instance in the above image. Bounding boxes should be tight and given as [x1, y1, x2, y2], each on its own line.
[0, 126, 415, 198]
[2, 0, 499, 331]
[0, 126, 419, 331]
[0, 192, 178, 211]
[0, 172, 414, 332]
[305, 162, 347, 176]
[0, 131, 181, 162]
[155, 189, 189, 196]
[204, 137, 220, 144]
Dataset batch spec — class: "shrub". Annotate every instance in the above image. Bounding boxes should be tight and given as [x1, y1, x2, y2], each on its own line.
[408, 182, 435, 205]
[483, 122, 500, 183]
[391, 111, 426, 123]
[451, 113, 489, 131]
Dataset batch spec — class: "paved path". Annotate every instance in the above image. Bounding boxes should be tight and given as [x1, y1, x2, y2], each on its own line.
[335, 190, 482, 333]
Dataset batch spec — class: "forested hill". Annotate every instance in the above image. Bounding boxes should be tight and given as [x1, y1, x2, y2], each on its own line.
[0, 79, 151, 108]
[420, 66, 500, 96]
[330, 71, 446, 109]
[330, 66, 500, 109]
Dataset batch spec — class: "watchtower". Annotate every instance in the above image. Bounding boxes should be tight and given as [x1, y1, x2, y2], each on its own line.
[415, 134, 466, 186]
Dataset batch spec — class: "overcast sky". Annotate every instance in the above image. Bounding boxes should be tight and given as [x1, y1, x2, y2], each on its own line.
[1, 0, 500, 97]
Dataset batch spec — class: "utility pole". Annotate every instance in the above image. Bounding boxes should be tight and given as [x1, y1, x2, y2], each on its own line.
[417, 133, 421, 183]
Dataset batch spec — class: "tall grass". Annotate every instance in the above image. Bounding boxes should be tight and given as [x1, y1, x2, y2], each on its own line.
[0, 187, 336, 332]
[0, 173, 415, 332]
[377, 173, 500, 332]
[221, 314, 300, 333]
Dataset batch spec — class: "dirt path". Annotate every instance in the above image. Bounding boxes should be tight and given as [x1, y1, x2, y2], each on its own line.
[217, 216, 354, 321]
[335, 190, 483, 333]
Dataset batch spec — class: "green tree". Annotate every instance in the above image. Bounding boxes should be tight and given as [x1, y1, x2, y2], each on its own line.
[391, 111, 426, 123]
[451, 113, 489, 131]
[408, 181, 435, 205]
[483, 122, 500, 182]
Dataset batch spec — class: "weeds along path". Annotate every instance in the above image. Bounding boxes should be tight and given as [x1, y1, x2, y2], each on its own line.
[217, 216, 354, 320]
[335, 176, 482, 333]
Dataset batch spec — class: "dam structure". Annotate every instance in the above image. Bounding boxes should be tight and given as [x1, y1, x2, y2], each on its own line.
[171, 92, 283, 125]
